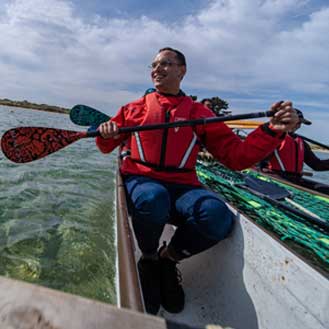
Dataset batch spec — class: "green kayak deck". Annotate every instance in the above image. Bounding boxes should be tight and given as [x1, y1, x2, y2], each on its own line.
[196, 160, 329, 274]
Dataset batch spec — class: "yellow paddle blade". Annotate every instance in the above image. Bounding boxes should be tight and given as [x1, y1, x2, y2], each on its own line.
[226, 120, 263, 129]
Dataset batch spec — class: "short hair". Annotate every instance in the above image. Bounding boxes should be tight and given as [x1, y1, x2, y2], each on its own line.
[158, 47, 186, 66]
[201, 98, 212, 105]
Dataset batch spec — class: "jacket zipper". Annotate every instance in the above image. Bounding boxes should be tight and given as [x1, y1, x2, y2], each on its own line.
[159, 110, 171, 167]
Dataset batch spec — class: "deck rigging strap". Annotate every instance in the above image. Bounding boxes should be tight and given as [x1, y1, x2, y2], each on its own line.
[240, 176, 327, 230]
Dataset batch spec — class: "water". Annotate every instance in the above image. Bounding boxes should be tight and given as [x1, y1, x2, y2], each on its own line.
[1, 106, 328, 305]
[305, 151, 329, 183]
[0, 106, 117, 304]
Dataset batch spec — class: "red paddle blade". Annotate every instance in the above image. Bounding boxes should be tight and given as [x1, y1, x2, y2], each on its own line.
[1, 127, 86, 163]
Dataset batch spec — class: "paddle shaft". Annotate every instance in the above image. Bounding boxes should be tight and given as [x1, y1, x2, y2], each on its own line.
[296, 134, 329, 151]
[284, 198, 321, 219]
[72, 104, 329, 153]
[86, 110, 274, 137]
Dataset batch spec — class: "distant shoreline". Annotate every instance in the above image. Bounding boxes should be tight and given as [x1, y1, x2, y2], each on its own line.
[0, 98, 70, 114]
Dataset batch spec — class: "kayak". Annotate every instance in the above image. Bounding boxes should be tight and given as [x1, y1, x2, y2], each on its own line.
[115, 160, 329, 329]
[67, 104, 328, 327]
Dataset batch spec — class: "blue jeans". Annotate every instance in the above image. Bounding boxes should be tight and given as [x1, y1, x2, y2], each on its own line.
[124, 175, 234, 259]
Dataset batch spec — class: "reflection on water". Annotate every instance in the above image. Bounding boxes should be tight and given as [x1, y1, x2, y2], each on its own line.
[0, 106, 117, 304]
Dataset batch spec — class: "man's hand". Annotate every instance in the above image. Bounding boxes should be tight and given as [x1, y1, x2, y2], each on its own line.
[269, 101, 299, 132]
[99, 120, 120, 139]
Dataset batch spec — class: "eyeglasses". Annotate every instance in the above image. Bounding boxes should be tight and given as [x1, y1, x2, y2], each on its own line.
[148, 60, 182, 70]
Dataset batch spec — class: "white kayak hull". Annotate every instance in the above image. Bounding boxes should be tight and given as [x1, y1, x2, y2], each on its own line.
[116, 172, 329, 329]
[160, 205, 328, 329]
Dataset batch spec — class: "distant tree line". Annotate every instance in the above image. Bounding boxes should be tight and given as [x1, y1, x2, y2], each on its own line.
[189, 95, 230, 116]
[0, 98, 70, 114]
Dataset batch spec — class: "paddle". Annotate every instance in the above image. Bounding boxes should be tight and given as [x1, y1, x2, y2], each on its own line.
[225, 120, 262, 129]
[239, 175, 329, 231]
[296, 134, 329, 151]
[70, 105, 265, 130]
[1, 110, 275, 163]
[70, 104, 110, 127]
[1, 127, 88, 163]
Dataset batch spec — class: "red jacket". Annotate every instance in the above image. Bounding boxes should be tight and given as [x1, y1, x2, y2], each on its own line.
[268, 134, 304, 174]
[96, 91, 284, 185]
[129, 93, 199, 171]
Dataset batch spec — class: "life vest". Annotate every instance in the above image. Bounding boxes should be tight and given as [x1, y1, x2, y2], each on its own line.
[127, 92, 200, 172]
[119, 140, 131, 160]
[268, 135, 304, 174]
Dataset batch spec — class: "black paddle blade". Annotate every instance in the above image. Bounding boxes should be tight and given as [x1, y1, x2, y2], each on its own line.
[296, 134, 329, 151]
[244, 176, 290, 200]
[1, 127, 85, 163]
[70, 105, 110, 126]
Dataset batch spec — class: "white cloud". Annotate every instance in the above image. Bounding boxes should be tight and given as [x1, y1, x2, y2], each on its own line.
[252, 7, 329, 91]
[0, 0, 328, 141]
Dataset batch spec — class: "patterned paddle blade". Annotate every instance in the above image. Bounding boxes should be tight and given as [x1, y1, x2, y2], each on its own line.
[1, 127, 86, 163]
[70, 105, 110, 126]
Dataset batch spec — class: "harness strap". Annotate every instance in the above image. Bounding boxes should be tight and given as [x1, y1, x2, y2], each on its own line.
[274, 149, 286, 171]
[131, 159, 193, 172]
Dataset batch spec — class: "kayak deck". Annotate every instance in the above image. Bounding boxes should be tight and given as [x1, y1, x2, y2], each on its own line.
[197, 160, 329, 274]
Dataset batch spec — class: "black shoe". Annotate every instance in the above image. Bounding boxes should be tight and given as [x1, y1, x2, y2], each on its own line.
[158, 249, 185, 313]
[137, 257, 161, 315]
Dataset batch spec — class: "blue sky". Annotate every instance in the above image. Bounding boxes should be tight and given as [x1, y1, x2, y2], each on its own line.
[0, 0, 328, 141]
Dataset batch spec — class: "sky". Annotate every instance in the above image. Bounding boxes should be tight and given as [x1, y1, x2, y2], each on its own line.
[0, 0, 328, 141]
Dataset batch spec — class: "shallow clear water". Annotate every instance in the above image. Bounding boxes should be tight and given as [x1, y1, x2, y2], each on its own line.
[0, 105, 117, 304]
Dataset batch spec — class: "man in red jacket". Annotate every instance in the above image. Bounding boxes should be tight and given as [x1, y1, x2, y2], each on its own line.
[96, 47, 298, 314]
[260, 109, 329, 193]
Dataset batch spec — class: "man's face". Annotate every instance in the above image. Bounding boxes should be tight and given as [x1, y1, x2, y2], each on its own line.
[203, 101, 213, 110]
[290, 120, 302, 133]
[150, 50, 186, 94]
